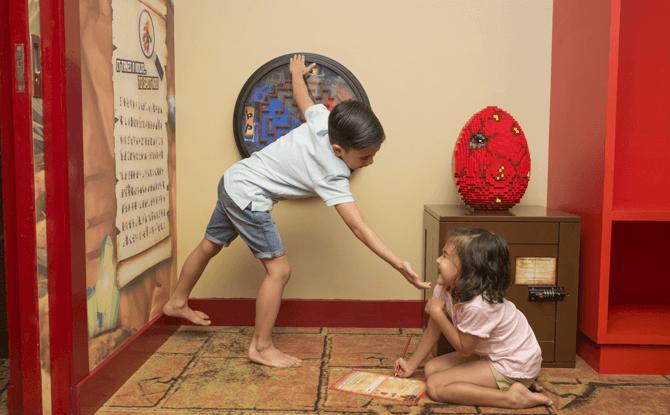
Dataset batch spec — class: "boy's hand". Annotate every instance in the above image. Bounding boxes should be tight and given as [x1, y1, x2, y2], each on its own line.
[425, 297, 446, 316]
[398, 261, 432, 290]
[290, 55, 316, 114]
[290, 54, 316, 77]
[394, 358, 414, 378]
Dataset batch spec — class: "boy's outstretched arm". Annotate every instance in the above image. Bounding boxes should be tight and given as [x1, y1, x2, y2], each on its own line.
[289, 54, 316, 115]
[335, 201, 432, 290]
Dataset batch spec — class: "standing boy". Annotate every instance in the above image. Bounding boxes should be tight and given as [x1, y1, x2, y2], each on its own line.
[163, 55, 431, 368]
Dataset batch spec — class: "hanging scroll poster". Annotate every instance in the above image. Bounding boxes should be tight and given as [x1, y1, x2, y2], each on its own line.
[112, 0, 171, 287]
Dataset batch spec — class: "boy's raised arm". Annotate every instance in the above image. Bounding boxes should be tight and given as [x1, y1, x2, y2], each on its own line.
[289, 54, 316, 116]
[335, 201, 432, 290]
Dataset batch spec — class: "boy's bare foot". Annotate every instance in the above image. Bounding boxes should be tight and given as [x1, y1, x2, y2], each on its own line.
[163, 300, 211, 326]
[249, 341, 301, 369]
[507, 382, 553, 408]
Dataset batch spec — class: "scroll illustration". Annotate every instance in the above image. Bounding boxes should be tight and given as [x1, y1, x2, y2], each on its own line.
[112, 0, 171, 288]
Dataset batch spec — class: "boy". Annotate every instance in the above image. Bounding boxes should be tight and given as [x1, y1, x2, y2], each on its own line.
[163, 55, 431, 369]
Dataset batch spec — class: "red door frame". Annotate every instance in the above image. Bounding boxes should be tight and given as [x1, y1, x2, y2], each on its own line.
[0, 0, 44, 413]
[0, 1, 25, 412]
[41, 0, 89, 413]
[4, 1, 176, 412]
[1, 0, 88, 413]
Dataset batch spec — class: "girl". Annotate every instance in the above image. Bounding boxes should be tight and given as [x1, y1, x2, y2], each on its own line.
[394, 228, 553, 409]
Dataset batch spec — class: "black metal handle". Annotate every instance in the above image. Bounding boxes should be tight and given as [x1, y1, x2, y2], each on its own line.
[528, 286, 567, 301]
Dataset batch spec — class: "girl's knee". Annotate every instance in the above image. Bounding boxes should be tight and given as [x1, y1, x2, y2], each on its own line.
[424, 359, 440, 378]
[425, 377, 444, 402]
[424, 352, 461, 378]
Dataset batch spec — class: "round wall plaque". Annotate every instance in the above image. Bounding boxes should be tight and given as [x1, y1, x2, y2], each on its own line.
[233, 53, 369, 158]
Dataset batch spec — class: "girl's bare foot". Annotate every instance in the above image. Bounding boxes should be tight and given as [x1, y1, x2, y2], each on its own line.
[249, 341, 301, 369]
[529, 380, 544, 393]
[508, 382, 553, 408]
[163, 299, 211, 326]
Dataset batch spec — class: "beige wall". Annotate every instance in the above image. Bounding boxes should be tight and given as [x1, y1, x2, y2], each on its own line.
[175, 0, 553, 301]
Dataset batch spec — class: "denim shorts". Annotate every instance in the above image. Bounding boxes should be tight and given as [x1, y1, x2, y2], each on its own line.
[205, 177, 285, 259]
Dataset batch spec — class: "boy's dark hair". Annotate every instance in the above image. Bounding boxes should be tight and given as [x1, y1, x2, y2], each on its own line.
[328, 100, 385, 150]
[447, 228, 511, 305]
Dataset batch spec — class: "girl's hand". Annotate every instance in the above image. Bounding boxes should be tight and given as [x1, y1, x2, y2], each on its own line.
[289, 54, 316, 76]
[393, 358, 415, 378]
[425, 297, 446, 316]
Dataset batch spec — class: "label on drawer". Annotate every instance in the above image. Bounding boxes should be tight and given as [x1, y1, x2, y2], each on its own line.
[515, 257, 556, 285]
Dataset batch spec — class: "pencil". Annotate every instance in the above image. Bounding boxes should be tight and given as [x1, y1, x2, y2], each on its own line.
[395, 333, 413, 377]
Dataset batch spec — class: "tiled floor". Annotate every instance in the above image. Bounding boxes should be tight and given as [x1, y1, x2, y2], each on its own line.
[2, 329, 670, 414]
[90, 326, 670, 414]
[0, 359, 8, 415]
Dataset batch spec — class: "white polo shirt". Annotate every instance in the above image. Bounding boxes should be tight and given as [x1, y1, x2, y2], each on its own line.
[224, 104, 354, 212]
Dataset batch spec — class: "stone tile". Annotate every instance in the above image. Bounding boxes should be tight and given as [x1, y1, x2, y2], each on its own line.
[0, 380, 7, 415]
[328, 327, 402, 335]
[541, 357, 670, 385]
[105, 354, 192, 407]
[423, 403, 485, 414]
[155, 329, 210, 354]
[203, 332, 325, 360]
[234, 326, 322, 336]
[558, 385, 670, 415]
[329, 335, 421, 367]
[163, 358, 321, 411]
[84, 327, 670, 415]
[0, 360, 8, 380]
[273, 327, 322, 334]
[542, 382, 583, 412]
[273, 334, 326, 360]
[202, 332, 250, 358]
[478, 403, 552, 414]
[96, 411, 224, 415]
[176, 325, 243, 333]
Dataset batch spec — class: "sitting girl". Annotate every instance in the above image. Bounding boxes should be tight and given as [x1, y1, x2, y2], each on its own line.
[394, 228, 553, 409]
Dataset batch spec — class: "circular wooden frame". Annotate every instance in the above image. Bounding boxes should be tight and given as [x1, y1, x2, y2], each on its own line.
[233, 53, 369, 158]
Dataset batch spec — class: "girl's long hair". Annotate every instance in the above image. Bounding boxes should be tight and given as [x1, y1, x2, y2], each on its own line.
[448, 228, 511, 304]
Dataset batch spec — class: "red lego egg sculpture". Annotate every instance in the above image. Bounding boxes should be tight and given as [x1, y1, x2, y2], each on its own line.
[452, 106, 530, 211]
